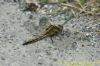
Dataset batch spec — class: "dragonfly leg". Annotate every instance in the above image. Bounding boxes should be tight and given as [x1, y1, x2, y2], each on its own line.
[49, 36, 54, 44]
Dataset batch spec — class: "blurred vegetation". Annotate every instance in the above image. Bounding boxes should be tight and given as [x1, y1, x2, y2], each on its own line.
[62, 0, 100, 15]
[38, 0, 100, 15]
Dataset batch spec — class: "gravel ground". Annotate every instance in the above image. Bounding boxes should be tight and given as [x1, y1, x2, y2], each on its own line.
[0, 1, 100, 66]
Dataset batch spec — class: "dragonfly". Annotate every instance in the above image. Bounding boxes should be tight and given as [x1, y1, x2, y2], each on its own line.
[23, 25, 63, 45]
[22, 12, 75, 45]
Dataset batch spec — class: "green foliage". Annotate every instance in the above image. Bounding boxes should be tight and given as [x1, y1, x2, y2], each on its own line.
[38, 0, 48, 3]
[79, 0, 87, 5]
[58, 0, 68, 3]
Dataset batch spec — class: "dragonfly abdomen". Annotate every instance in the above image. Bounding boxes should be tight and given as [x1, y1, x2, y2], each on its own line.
[23, 35, 46, 45]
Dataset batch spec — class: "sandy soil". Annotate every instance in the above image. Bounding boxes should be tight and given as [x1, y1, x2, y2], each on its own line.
[0, 0, 100, 66]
